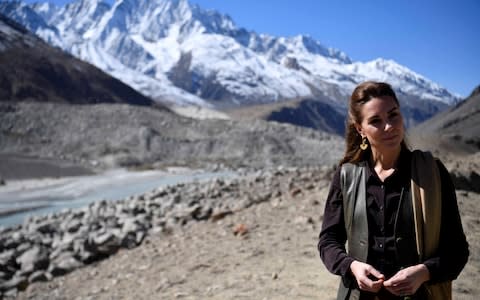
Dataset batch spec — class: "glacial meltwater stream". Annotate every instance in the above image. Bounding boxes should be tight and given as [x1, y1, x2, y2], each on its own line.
[0, 168, 236, 227]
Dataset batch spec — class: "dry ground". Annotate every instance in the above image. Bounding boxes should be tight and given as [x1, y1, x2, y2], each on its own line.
[14, 173, 480, 300]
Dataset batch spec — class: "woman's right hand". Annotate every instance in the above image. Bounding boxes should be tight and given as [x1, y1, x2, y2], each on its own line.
[350, 260, 385, 293]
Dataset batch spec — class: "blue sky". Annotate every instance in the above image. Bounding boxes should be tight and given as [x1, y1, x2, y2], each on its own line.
[26, 0, 480, 97]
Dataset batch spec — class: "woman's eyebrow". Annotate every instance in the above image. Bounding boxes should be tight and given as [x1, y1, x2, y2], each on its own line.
[388, 106, 399, 113]
[366, 106, 399, 121]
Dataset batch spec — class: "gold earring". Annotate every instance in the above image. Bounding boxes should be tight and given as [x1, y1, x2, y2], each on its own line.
[360, 137, 368, 150]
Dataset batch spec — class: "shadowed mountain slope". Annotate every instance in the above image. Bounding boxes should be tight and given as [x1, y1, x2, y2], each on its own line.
[224, 95, 345, 135]
[409, 85, 480, 154]
[0, 14, 155, 106]
[265, 99, 345, 135]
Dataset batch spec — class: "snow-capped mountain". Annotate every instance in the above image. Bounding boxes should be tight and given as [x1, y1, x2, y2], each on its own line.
[0, 0, 460, 112]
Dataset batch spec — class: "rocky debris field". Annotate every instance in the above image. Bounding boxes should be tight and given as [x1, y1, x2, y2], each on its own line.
[0, 165, 479, 299]
[440, 153, 480, 193]
[0, 166, 332, 298]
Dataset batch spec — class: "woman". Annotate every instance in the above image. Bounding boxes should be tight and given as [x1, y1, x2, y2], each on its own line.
[317, 81, 469, 300]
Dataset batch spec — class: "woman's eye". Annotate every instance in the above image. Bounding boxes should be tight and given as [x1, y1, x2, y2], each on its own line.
[390, 112, 398, 118]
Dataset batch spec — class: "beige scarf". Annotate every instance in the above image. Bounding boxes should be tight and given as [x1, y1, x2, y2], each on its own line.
[411, 150, 452, 300]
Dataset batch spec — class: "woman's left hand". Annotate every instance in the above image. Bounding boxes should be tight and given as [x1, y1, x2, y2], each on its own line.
[383, 264, 430, 296]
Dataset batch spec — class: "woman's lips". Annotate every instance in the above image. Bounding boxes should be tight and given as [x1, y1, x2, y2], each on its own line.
[383, 135, 398, 141]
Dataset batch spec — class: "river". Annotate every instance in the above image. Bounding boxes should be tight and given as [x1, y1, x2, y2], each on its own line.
[0, 168, 236, 228]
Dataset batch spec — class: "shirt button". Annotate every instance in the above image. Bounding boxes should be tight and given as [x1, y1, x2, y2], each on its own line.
[379, 243, 383, 248]
[381, 185, 384, 189]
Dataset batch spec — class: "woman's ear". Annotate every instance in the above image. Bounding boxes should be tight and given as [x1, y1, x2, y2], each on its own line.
[354, 123, 363, 137]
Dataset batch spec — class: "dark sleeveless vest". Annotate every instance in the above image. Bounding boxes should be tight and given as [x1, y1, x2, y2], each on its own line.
[337, 161, 419, 300]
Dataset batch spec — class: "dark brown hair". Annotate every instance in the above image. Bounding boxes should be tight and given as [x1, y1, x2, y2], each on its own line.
[340, 81, 407, 165]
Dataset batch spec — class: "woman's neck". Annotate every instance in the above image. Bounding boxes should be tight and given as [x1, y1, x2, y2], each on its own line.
[370, 146, 401, 171]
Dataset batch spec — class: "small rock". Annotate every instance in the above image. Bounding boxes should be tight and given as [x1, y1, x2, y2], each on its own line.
[289, 188, 302, 197]
[175, 292, 189, 298]
[294, 216, 314, 225]
[0, 275, 28, 291]
[28, 270, 52, 283]
[210, 209, 233, 222]
[48, 252, 83, 276]
[233, 224, 248, 236]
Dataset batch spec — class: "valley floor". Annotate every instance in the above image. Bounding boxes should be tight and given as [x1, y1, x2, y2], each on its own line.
[11, 168, 480, 300]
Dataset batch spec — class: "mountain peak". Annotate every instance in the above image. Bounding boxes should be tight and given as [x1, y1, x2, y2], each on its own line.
[468, 85, 480, 99]
[369, 58, 406, 71]
[291, 34, 351, 63]
[359, 58, 460, 105]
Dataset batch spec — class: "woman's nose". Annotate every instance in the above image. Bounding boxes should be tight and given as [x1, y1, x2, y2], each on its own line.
[384, 122, 393, 131]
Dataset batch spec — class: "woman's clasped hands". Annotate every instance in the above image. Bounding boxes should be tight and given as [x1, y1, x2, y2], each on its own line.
[350, 261, 430, 296]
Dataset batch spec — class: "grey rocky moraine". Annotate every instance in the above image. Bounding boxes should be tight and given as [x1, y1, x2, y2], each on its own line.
[0, 102, 344, 173]
[0, 165, 333, 297]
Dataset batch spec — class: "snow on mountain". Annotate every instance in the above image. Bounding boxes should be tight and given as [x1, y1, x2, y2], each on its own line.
[342, 58, 457, 102]
[0, 0, 460, 110]
[30, 2, 58, 21]
[0, 1, 62, 46]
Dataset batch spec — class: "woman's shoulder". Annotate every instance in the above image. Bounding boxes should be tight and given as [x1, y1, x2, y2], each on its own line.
[410, 149, 432, 158]
[339, 160, 368, 168]
[410, 149, 439, 165]
[410, 149, 446, 167]
[410, 149, 451, 181]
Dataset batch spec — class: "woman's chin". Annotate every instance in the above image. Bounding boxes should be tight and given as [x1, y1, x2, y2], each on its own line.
[374, 142, 402, 152]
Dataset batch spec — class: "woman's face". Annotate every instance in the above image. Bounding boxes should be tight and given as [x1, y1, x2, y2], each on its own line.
[355, 96, 404, 153]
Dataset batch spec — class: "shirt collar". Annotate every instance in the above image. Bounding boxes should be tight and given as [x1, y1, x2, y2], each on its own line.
[365, 147, 412, 184]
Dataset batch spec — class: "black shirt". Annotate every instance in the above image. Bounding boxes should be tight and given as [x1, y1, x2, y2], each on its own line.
[364, 149, 411, 278]
[318, 149, 469, 286]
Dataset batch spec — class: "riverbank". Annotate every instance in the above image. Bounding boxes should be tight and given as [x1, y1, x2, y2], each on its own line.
[0, 154, 95, 181]
[0, 166, 236, 227]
